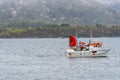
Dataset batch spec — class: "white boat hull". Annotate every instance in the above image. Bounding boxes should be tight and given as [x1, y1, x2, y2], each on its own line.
[65, 48, 110, 58]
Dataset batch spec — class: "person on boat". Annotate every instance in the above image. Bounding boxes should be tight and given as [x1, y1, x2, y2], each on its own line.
[79, 42, 85, 51]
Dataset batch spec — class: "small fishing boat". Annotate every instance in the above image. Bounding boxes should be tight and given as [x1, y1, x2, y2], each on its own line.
[65, 35, 110, 58]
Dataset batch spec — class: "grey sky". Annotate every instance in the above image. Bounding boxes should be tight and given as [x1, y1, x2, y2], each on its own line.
[95, 0, 120, 5]
[0, 0, 120, 5]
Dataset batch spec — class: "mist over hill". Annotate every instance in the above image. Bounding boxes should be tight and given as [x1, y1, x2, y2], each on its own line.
[0, 0, 120, 25]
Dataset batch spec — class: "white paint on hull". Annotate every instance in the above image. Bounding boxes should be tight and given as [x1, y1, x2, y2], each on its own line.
[65, 48, 110, 58]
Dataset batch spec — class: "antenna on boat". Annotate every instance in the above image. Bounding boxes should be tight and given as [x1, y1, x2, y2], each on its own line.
[76, 27, 78, 39]
[75, 25, 78, 47]
[90, 26, 93, 38]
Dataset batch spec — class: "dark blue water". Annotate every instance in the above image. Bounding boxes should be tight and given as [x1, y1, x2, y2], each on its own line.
[0, 38, 120, 80]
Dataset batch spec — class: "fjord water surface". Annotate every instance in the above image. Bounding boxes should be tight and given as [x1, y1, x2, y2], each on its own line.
[0, 38, 120, 80]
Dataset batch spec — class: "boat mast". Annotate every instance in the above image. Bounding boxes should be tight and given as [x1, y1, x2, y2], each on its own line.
[90, 26, 93, 38]
[76, 28, 78, 39]
[75, 26, 78, 47]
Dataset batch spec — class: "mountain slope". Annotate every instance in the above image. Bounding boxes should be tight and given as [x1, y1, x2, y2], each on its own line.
[0, 0, 120, 25]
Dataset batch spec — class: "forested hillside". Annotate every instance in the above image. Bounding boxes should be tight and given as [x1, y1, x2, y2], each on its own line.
[0, 24, 119, 38]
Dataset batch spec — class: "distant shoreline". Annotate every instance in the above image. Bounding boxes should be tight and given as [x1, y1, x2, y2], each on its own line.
[0, 25, 120, 38]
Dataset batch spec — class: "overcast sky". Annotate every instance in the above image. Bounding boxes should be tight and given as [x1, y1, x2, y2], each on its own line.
[0, 0, 120, 5]
[95, 0, 120, 4]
